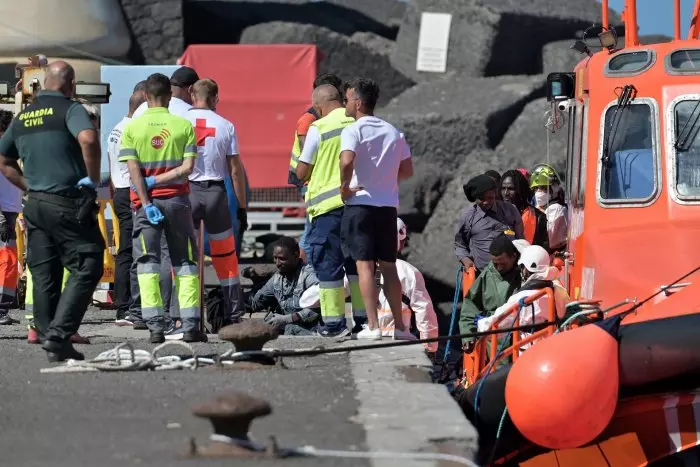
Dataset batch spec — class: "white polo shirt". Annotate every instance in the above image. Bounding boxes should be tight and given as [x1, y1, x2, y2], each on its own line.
[107, 116, 131, 189]
[339, 116, 410, 208]
[184, 107, 239, 182]
[132, 96, 193, 119]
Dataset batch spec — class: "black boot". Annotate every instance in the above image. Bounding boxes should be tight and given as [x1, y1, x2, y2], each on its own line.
[150, 332, 165, 344]
[42, 340, 85, 363]
[183, 330, 208, 343]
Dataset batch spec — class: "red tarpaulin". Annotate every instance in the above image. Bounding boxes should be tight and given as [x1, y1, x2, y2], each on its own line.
[179, 44, 318, 189]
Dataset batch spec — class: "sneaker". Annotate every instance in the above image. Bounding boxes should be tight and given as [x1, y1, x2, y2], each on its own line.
[115, 315, 133, 326]
[183, 331, 208, 343]
[132, 321, 148, 331]
[0, 313, 19, 325]
[165, 322, 184, 341]
[315, 326, 350, 338]
[27, 327, 40, 344]
[70, 333, 90, 345]
[393, 329, 418, 341]
[356, 324, 382, 341]
[150, 332, 165, 344]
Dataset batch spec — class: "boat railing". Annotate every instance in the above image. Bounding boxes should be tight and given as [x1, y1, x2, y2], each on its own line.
[462, 288, 557, 387]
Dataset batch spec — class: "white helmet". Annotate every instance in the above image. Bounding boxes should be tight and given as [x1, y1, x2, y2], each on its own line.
[518, 245, 550, 274]
[397, 218, 408, 253]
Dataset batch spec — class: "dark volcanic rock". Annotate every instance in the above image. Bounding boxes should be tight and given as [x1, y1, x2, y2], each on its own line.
[119, 0, 184, 64]
[240, 22, 414, 105]
[495, 98, 568, 177]
[392, 0, 619, 81]
[543, 40, 584, 75]
[185, 0, 398, 45]
[324, 0, 407, 29]
[379, 74, 545, 229]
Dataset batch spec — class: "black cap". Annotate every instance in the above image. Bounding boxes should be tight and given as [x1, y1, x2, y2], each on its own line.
[463, 174, 497, 203]
[170, 66, 199, 88]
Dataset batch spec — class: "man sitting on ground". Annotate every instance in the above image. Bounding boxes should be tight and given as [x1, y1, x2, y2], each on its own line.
[376, 218, 439, 356]
[250, 237, 320, 334]
[460, 235, 522, 353]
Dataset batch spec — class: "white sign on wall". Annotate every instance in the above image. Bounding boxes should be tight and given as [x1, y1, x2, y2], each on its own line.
[416, 12, 452, 73]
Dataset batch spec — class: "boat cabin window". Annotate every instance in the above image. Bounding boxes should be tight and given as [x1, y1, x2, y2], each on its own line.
[599, 103, 656, 203]
[673, 99, 700, 198]
[605, 51, 655, 76]
[667, 49, 700, 74]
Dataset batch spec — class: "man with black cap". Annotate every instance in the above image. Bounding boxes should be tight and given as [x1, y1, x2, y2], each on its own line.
[132, 66, 199, 119]
[455, 174, 523, 275]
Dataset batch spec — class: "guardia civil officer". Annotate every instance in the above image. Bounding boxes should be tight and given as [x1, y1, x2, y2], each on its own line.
[0, 61, 104, 362]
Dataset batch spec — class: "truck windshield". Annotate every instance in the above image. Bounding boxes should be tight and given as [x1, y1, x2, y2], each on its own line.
[600, 103, 655, 201]
[674, 99, 700, 197]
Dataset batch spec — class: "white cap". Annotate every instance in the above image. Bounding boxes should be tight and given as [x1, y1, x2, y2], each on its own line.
[518, 245, 550, 274]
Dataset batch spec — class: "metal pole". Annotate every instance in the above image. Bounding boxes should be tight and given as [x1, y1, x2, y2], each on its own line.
[198, 219, 205, 334]
[675, 0, 682, 40]
[602, 0, 609, 29]
[689, 0, 700, 39]
[626, 0, 639, 46]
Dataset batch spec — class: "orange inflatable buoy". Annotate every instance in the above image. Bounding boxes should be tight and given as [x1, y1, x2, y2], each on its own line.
[505, 324, 619, 449]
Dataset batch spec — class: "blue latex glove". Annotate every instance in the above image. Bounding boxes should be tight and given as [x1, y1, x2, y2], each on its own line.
[144, 204, 164, 225]
[131, 176, 156, 193]
[473, 313, 485, 328]
[76, 177, 97, 190]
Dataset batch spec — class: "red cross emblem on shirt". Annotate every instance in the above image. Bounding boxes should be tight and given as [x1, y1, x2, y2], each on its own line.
[194, 118, 216, 146]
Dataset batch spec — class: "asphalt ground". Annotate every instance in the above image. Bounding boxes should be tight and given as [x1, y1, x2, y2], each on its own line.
[0, 307, 477, 467]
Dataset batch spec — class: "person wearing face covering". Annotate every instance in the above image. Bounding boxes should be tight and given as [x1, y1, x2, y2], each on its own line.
[529, 165, 567, 254]
[455, 174, 524, 275]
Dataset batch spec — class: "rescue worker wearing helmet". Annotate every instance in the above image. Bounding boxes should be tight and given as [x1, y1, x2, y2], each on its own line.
[477, 245, 570, 337]
[529, 164, 567, 254]
[456, 174, 524, 274]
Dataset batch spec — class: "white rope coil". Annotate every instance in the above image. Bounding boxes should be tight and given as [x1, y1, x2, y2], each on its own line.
[39, 341, 229, 374]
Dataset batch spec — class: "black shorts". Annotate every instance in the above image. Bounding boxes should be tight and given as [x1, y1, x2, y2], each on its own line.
[341, 205, 398, 263]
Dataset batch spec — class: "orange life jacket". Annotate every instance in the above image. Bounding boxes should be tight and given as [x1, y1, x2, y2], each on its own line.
[522, 206, 538, 244]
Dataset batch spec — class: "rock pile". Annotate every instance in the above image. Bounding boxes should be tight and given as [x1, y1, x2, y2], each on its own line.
[120, 0, 184, 64]
[120, 0, 642, 294]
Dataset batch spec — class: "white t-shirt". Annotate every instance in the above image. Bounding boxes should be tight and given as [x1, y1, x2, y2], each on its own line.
[107, 116, 131, 189]
[184, 108, 239, 182]
[339, 116, 410, 208]
[132, 96, 193, 119]
[298, 125, 320, 165]
[0, 173, 21, 213]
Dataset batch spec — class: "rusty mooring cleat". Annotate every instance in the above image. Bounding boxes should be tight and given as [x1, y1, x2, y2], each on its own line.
[219, 321, 279, 365]
[187, 393, 282, 458]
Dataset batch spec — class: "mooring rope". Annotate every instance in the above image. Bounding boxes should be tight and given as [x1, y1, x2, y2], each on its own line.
[40, 321, 556, 374]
